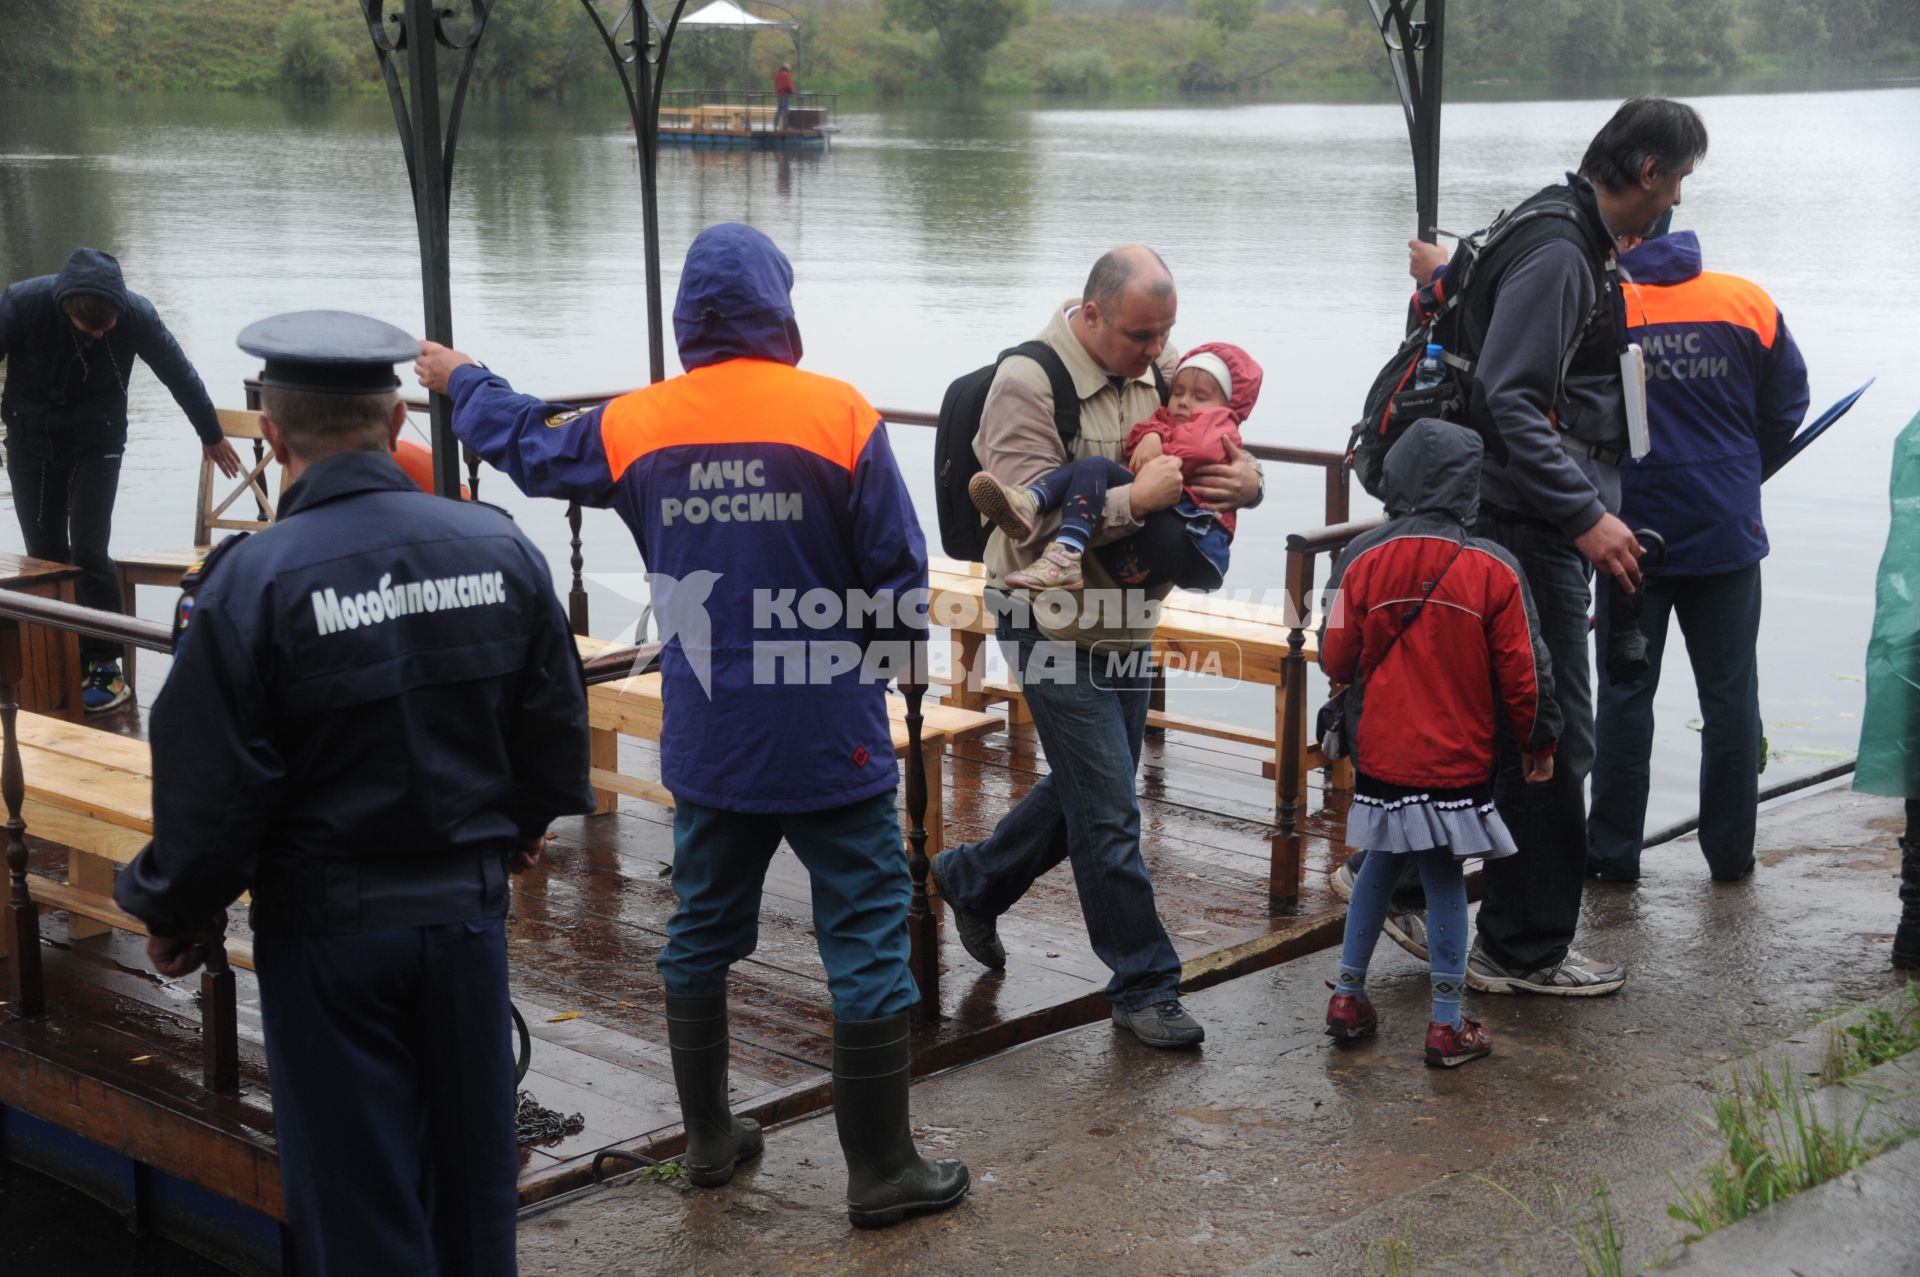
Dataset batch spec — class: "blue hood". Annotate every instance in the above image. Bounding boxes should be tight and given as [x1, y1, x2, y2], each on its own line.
[1620, 229, 1702, 288]
[673, 223, 804, 371]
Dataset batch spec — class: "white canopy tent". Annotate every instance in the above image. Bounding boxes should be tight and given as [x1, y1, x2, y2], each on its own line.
[675, 0, 797, 31]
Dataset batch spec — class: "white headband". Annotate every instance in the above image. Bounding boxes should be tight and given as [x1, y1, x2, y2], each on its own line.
[1176, 351, 1231, 402]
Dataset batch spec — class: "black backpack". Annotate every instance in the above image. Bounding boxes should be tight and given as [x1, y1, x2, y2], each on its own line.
[1346, 185, 1619, 500]
[930, 341, 1078, 561]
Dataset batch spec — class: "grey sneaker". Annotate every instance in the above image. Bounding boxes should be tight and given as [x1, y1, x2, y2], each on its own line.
[931, 855, 1005, 971]
[1466, 940, 1627, 997]
[1382, 908, 1430, 962]
[1329, 860, 1356, 901]
[1112, 999, 1205, 1049]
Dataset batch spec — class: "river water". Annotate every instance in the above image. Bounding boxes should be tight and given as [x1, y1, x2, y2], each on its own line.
[2, 81, 1915, 832]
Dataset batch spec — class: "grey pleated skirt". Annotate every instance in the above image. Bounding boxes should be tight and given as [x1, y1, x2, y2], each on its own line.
[1346, 771, 1519, 860]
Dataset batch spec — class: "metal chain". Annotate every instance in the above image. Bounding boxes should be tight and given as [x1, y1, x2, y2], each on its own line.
[515, 1090, 584, 1145]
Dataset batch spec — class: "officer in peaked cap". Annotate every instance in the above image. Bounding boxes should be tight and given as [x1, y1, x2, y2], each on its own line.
[116, 310, 595, 1277]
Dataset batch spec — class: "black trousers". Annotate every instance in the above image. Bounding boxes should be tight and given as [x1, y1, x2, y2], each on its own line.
[255, 919, 519, 1277]
[7, 447, 124, 665]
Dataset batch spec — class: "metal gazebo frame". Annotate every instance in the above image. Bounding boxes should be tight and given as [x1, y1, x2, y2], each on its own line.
[1369, 0, 1447, 246]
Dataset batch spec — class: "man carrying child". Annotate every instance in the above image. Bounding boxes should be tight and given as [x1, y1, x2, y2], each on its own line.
[932, 245, 1263, 1049]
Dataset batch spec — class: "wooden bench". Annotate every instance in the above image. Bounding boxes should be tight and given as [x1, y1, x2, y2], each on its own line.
[0, 710, 253, 962]
[926, 556, 1331, 812]
[573, 635, 1002, 861]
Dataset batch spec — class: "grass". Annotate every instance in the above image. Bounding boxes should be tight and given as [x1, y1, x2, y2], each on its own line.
[1819, 984, 1920, 1086]
[1572, 1181, 1630, 1277]
[1665, 1052, 1906, 1244]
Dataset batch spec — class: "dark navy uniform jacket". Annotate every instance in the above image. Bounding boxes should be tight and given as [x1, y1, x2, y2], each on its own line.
[115, 451, 595, 937]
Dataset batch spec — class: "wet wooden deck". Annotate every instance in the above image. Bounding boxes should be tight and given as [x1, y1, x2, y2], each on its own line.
[2, 680, 1355, 1213]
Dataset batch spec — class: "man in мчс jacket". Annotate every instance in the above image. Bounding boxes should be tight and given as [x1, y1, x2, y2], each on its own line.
[416, 222, 970, 1229]
[1587, 227, 1809, 883]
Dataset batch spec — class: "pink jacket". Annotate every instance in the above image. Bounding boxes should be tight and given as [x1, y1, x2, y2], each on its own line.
[1124, 341, 1263, 536]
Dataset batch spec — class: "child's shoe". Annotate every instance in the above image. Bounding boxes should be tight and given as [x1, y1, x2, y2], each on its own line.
[1004, 544, 1083, 591]
[967, 472, 1037, 541]
[82, 661, 132, 714]
[1424, 1017, 1493, 1068]
[1324, 987, 1378, 1042]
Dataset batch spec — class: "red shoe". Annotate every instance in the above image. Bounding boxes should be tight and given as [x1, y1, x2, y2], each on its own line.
[1324, 989, 1378, 1042]
[1424, 1017, 1493, 1068]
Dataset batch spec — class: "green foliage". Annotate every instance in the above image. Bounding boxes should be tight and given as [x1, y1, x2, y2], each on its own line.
[1191, 0, 1257, 36]
[881, 0, 1033, 84]
[1572, 1180, 1629, 1277]
[639, 1159, 691, 1182]
[1820, 985, 1920, 1085]
[276, 9, 352, 93]
[1666, 1053, 1905, 1243]
[1038, 47, 1113, 92]
[4, 0, 1920, 94]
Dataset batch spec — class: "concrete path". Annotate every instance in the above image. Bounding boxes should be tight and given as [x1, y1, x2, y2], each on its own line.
[518, 784, 1916, 1276]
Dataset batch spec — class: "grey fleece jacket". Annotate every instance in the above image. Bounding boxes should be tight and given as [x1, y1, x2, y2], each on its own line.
[1473, 237, 1627, 538]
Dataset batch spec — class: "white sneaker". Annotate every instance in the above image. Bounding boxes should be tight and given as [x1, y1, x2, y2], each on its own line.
[1466, 940, 1627, 997]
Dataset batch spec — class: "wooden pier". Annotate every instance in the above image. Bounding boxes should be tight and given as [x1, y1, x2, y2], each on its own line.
[1, 666, 1356, 1222]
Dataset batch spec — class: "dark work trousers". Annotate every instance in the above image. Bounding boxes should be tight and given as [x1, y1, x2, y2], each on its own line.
[6, 447, 125, 666]
[254, 919, 519, 1277]
[1474, 511, 1596, 972]
[657, 790, 918, 1021]
[1588, 564, 1763, 881]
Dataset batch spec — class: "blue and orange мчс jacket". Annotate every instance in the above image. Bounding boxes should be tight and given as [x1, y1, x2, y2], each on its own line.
[448, 223, 928, 815]
[1617, 231, 1810, 576]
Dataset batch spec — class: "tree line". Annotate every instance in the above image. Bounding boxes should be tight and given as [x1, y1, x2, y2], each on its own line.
[2, 0, 1916, 94]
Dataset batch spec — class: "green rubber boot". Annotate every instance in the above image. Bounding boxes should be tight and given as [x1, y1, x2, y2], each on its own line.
[665, 991, 763, 1186]
[832, 1011, 970, 1228]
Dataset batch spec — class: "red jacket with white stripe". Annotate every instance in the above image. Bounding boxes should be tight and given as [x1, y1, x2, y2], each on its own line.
[1318, 419, 1561, 789]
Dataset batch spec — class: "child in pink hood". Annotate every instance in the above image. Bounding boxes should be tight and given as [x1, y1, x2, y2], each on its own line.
[970, 341, 1262, 591]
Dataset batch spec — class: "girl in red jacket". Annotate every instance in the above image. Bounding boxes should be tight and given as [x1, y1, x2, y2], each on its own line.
[1319, 419, 1561, 1067]
[969, 342, 1260, 591]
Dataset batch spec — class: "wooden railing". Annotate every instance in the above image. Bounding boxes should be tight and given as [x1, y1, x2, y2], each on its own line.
[0, 593, 242, 1094]
[1271, 516, 1385, 910]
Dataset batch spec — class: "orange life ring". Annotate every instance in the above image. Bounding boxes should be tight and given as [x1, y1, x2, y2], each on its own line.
[394, 439, 471, 499]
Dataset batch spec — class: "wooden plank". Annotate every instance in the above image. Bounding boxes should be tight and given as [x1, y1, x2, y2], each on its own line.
[64, 850, 115, 941]
[0, 1011, 284, 1219]
[27, 876, 257, 971]
[20, 799, 150, 863]
[18, 742, 152, 832]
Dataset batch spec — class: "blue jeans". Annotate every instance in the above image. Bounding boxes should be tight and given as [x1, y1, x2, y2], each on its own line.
[1589, 564, 1762, 880]
[255, 920, 518, 1277]
[932, 606, 1181, 1011]
[658, 791, 916, 1021]
[1473, 512, 1596, 971]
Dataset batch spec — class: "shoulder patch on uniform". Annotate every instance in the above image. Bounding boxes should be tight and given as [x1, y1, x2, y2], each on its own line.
[546, 407, 589, 428]
[174, 532, 249, 649]
[179, 531, 251, 590]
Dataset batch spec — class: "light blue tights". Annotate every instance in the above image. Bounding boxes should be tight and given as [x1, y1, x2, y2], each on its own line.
[1335, 848, 1467, 1029]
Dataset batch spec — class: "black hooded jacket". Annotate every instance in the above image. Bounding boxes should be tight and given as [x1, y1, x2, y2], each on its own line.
[0, 248, 222, 460]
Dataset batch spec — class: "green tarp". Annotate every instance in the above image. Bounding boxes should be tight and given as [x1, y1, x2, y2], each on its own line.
[1855, 408, 1920, 798]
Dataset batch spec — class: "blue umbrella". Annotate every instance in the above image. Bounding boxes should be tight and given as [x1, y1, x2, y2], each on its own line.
[1763, 378, 1875, 482]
